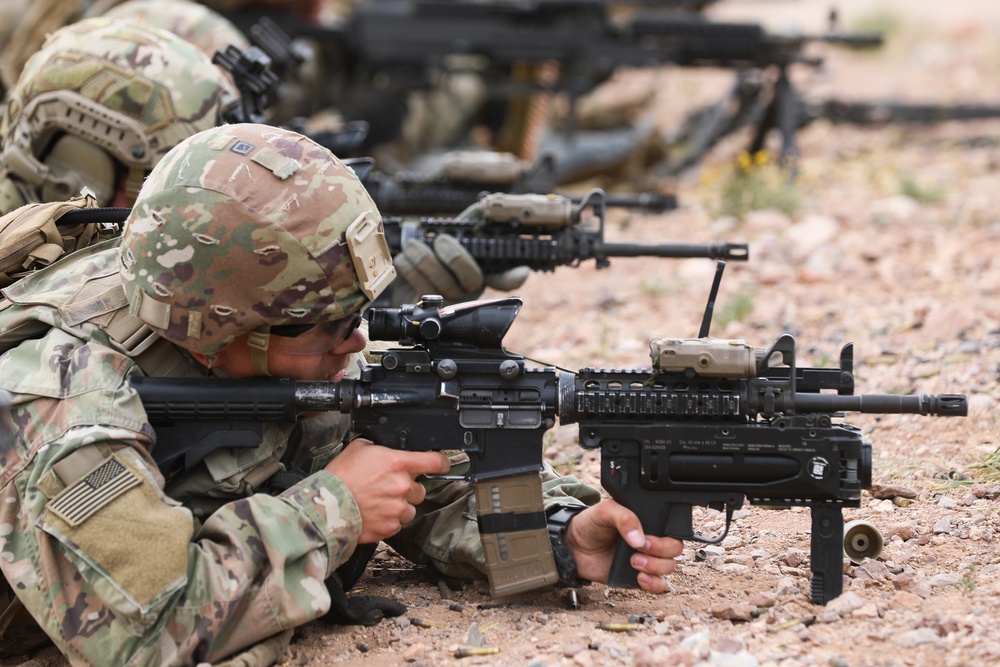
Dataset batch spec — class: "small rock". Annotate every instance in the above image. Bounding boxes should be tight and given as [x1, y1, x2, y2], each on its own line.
[895, 628, 939, 648]
[780, 548, 808, 568]
[749, 592, 777, 608]
[706, 650, 760, 667]
[885, 522, 917, 541]
[709, 602, 754, 622]
[680, 630, 712, 660]
[855, 560, 891, 582]
[870, 483, 918, 500]
[928, 573, 963, 588]
[402, 643, 427, 662]
[894, 572, 933, 599]
[932, 516, 953, 535]
[892, 590, 924, 610]
[715, 636, 747, 653]
[563, 640, 585, 658]
[825, 591, 864, 616]
[853, 602, 881, 618]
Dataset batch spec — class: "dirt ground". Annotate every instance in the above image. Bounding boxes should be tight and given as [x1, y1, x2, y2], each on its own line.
[7, 1, 1000, 666]
[283, 2, 1000, 666]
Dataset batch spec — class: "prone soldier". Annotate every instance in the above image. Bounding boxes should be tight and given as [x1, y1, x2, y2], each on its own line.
[0, 122, 682, 665]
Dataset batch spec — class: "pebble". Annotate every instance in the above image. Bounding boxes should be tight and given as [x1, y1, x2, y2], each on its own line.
[825, 592, 864, 616]
[895, 628, 940, 648]
[709, 602, 755, 622]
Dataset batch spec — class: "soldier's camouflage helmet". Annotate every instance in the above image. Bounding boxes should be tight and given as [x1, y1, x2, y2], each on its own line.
[119, 123, 397, 360]
[103, 0, 251, 60]
[0, 17, 238, 208]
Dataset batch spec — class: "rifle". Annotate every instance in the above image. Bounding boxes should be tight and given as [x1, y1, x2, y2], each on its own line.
[358, 154, 679, 216]
[131, 273, 968, 605]
[662, 74, 1000, 175]
[212, 36, 371, 157]
[51, 189, 742, 286]
[222, 0, 882, 153]
[378, 189, 746, 276]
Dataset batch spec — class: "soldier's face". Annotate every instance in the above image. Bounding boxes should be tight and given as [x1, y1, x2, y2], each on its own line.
[196, 326, 368, 381]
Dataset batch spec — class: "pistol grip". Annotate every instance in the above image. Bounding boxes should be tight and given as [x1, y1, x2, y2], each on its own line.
[474, 472, 558, 597]
[606, 502, 695, 589]
[607, 538, 640, 588]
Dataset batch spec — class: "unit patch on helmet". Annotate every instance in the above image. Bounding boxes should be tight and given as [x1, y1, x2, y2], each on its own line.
[231, 141, 255, 156]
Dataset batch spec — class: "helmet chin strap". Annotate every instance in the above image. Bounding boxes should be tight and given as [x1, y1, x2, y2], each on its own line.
[247, 329, 272, 377]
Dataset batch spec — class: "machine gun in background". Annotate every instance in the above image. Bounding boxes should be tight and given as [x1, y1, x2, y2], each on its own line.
[351, 153, 678, 216]
[661, 70, 1000, 175]
[212, 33, 371, 158]
[234, 14, 681, 208]
[221, 0, 881, 158]
[132, 273, 967, 604]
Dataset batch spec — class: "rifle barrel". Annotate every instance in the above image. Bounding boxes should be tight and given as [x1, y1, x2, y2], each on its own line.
[602, 242, 748, 261]
[793, 392, 968, 416]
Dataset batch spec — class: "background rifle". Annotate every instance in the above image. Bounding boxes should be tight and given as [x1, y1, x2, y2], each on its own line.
[378, 189, 746, 278]
[662, 73, 1000, 175]
[356, 156, 678, 216]
[223, 0, 882, 156]
[212, 35, 371, 157]
[53, 191, 742, 285]
[131, 284, 967, 605]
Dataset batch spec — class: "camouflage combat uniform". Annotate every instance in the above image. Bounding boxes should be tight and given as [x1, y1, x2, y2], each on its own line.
[0, 124, 596, 666]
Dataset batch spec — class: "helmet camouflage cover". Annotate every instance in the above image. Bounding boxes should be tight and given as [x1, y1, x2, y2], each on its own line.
[0, 16, 237, 206]
[103, 0, 251, 60]
[120, 123, 396, 356]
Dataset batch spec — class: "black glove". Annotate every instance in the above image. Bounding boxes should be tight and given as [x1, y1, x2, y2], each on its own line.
[321, 570, 407, 627]
[320, 544, 407, 626]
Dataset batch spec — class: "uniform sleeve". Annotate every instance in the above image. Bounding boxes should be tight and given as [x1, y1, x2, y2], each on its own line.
[387, 455, 602, 580]
[2, 420, 362, 667]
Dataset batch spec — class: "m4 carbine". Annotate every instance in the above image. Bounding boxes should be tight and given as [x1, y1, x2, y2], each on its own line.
[380, 189, 745, 276]
[132, 284, 966, 604]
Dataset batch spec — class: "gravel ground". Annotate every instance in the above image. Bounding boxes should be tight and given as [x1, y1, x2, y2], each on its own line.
[7, 2, 1000, 666]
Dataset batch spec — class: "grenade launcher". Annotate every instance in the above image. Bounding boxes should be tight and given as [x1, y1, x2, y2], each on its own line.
[131, 266, 966, 604]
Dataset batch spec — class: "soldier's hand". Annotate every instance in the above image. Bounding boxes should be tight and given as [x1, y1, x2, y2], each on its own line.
[387, 236, 529, 306]
[324, 439, 450, 544]
[563, 499, 684, 594]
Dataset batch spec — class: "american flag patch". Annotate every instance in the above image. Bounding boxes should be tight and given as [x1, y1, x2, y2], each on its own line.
[48, 457, 141, 527]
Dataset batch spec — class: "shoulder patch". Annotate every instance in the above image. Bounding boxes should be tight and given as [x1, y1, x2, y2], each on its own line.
[47, 455, 141, 526]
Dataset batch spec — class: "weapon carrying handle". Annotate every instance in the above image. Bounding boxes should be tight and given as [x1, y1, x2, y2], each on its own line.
[474, 472, 559, 596]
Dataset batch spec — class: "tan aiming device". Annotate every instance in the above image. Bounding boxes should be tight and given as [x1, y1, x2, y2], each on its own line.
[650, 336, 771, 377]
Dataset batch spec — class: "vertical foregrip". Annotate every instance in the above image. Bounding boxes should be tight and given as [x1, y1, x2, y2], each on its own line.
[474, 473, 559, 597]
[809, 504, 845, 605]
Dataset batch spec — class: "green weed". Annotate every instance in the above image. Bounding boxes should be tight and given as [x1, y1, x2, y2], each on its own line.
[704, 151, 801, 220]
[714, 289, 755, 328]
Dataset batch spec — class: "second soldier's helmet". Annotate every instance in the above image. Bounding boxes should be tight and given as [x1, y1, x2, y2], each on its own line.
[102, 0, 251, 60]
[119, 123, 397, 360]
[0, 17, 237, 208]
